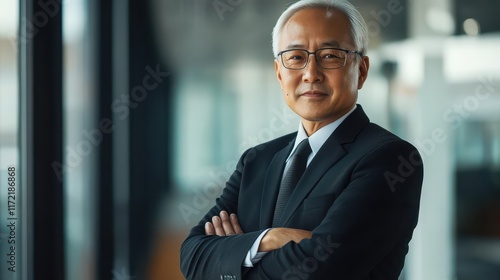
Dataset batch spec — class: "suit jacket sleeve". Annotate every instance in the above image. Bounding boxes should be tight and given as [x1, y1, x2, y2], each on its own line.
[244, 140, 423, 280]
[180, 148, 267, 280]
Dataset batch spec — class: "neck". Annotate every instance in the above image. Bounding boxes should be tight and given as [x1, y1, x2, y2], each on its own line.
[301, 120, 334, 136]
[301, 105, 357, 135]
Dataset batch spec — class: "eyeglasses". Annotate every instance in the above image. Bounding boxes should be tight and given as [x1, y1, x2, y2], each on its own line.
[276, 47, 363, 70]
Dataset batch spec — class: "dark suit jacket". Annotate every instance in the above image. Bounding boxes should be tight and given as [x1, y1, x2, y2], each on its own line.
[180, 105, 423, 280]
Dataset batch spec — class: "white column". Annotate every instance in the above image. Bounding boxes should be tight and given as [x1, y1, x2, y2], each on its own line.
[404, 0, 455, 278]
[405, 54, 454, 280]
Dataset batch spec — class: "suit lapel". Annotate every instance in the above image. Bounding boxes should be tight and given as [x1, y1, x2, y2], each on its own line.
[259, 140, 294, 228]
[278, 137, 345, 226]
[279, 105, 370, 226]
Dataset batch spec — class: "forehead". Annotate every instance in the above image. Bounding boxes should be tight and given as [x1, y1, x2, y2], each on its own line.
[279, 7, 354, 49]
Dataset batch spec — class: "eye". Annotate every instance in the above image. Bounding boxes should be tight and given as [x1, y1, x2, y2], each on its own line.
[321, 52, 342, 59]
[283, 50, 307, 61]
[287, 54, 306, 61]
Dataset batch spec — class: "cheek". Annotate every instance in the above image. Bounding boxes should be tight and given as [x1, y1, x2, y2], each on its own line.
[337, 66, 358, 91]
[282, 75, 299, 93]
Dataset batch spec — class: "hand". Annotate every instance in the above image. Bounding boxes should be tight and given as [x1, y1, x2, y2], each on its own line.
[258, 228, 312, 252]
[205, 211, 244, 236]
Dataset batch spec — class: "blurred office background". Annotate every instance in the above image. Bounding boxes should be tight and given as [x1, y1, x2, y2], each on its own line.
[0, 0, 499, 279]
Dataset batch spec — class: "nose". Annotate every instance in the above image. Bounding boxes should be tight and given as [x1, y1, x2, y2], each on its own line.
[302, 54, 324, 83]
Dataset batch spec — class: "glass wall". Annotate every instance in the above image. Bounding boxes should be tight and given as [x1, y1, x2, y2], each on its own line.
[62, 0, 97, 279]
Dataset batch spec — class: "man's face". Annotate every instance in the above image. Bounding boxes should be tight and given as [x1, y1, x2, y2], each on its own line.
[275, 8, 369, 130]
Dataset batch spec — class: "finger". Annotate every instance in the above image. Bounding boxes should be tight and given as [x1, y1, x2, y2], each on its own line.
[220, 211, 236, 235]
[205, 222, 215, 235]
[212, 216, 225, 236]
[230, 213, 244, 234]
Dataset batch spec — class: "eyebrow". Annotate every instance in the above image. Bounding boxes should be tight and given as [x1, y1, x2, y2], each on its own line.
[285, 40, 341, 50]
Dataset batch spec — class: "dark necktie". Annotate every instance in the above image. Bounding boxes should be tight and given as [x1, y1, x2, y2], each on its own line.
[272, 138, 312, 227]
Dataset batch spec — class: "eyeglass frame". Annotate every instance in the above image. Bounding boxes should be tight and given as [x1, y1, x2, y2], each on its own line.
[275, 47, 364, 70]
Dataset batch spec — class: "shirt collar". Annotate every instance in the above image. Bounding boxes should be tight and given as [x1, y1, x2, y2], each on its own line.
[287, 105, 357, 162]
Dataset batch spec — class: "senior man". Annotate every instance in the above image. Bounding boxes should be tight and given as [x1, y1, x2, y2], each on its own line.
[180, 0, 423, 279]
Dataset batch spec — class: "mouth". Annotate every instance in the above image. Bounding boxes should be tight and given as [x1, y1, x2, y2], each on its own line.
[300, 90, 328, 98]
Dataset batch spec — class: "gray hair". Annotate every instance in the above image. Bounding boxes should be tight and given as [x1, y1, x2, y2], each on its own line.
[272, 0, 368, 57]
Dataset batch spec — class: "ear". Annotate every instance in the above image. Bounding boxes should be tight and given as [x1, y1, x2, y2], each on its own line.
[357, 56, 370, 90]
[274, 59, 284, 88]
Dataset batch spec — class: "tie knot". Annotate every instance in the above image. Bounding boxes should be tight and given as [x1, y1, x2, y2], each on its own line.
[294, 138, 311, 158]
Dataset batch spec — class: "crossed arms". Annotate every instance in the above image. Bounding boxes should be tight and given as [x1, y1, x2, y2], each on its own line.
[205, 210, 312, 252]
[180, 139, 423, 280]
